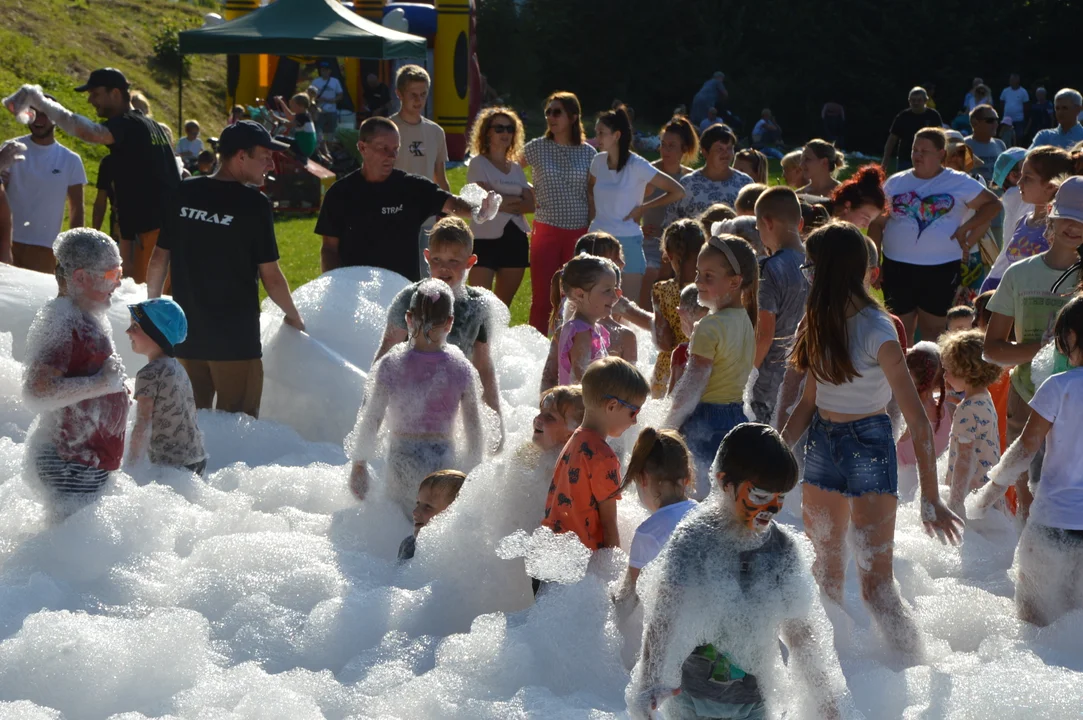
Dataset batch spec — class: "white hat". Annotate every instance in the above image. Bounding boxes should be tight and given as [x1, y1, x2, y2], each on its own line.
[1049, 177, 1083, 225]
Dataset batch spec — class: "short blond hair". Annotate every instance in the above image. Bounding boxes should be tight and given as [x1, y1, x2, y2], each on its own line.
[734, 183, 768, 215]
[418, 469, 466, 504]
[755, 186, 802, 225]
[938, 329, 1003, 389]
[581, 357, 649, 409]
[395, 64, 431, 93]
[541, 385, 585, 428]
[428, 216, 474, 254]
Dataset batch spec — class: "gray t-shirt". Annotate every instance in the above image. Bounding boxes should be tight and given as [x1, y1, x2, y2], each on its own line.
[751, 247, 807, 422]
[387, 283, 495, 359]
[134, 357, 206, 467]
[964, 136, 1006, 185]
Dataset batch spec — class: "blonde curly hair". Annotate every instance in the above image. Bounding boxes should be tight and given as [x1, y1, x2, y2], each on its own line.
[468, 106, 525, 163]
[938, 329, 1003, 389]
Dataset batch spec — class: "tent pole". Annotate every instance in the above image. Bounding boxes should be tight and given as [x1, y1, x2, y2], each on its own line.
[177, 59, 183, 138]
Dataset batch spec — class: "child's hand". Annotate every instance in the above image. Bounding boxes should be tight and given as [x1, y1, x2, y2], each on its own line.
[100, 354, 127, 392]
[348, 463, 369, 501]
[627, 686, 680, 719]
[920, 495, 963, 545]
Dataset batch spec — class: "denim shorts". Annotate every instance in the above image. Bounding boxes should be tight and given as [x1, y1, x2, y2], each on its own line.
[803, 412, 897, 497]
[665, 691, 766, 720]
[616, 233, 647, 274]
[681, 402, 748, 477]
[642, 234, 663, 270]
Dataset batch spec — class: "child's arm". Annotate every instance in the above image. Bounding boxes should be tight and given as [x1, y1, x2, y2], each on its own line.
[663, 354, 711, 429]
[667, 352, 684, 396]
[597, 497, 620, 549]
[947, 438, 977, 517]
[610, 566, 642, 619]
[614, 296, 653, 331]
[779, 618, 844, 720]
[471, 340, 502, 418]
[460, 372, 485, 468]
[754, 310, 776, 369]
[967, 409, 1050, 520]
[540, 335, 560, 395]
[627, 570, 686, 720]
[23, 353, 125, 413]
[651, 292, 675, 353]
[568, 329, 595, 383]
[617, 328, 638, 365]
[125, 396, 154, 467]
[347, 368, 393, 500]
[780, 371, 817, 447]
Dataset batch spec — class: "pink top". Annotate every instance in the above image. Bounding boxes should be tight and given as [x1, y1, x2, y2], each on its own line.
[380, 348, 477, 436]
[897, 405, 953, 466]
[557, 318, 610, 385]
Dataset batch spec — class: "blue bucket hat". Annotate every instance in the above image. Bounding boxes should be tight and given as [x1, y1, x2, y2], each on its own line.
[129, 298, 187, 357]
[993, 147, 1028, 189]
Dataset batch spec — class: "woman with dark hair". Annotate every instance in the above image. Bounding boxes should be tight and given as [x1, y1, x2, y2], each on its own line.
[663, 124, 753, 227]
[799, 139, 846, 197]
[782, 221, 962, 661]
[522, 91, 597, 333]
[639, 116, 698, 306]
[815, 164, 887, 230]
[587, 106, 684, 303]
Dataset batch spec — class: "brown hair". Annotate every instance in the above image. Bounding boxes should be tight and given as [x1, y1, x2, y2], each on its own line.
[701, 235, 759, 328]
[596, 104, 634, 171]
[468, 106, 525, 162]
[947, 305, 976, 323]
[906, 342, 947, 431]
[615, 427, 692, 496]
[830, 164, 887, 214]
[699, 124, 737, 157]
[428, 216, 474, 254]
[560, 253, 619, 297]
[734, 183, 768, 215]
[574, 231, 624, 262]
[972, 290, 996, 329]
[395, 64, 431, 93]
[754, 186, 802, 224]
[407, 278, 455, 341]
[914, 127, 948, 152]
[660, 116, 699, 165]
[359, 116, 398, 143]
[734, 148, 768, 184]
[418, 469, 467, 505]
[662, 219, 706, 272]
[1054, 295, 1083, 358]
[711, 422, 798, 493]
[791, 222, 884, 384]
[290, 93, 311, 110]
[805, 138, 845, 175]
[581, 356, 650, 408]
[939, 329, 1003, 389]
[697, 203, 737, 238]
[1025, 146, 1082, 183]
[544, 91, 586, 145]
[540, 385, 585, 428]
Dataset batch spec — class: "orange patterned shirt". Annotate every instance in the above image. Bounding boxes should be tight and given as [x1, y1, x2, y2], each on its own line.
[542, 427, 622, 549]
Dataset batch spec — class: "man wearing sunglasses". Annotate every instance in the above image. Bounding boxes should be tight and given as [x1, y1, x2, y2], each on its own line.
[965, 106, 1006, 186]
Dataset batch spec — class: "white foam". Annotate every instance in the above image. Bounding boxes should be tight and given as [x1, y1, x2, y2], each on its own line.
[0, 266, 1078, 717]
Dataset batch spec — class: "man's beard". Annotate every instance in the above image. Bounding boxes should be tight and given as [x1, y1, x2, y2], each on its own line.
[29, 125, 53, 140]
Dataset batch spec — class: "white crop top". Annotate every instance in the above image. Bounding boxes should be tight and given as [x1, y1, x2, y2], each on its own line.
[815, 306, 900, 414]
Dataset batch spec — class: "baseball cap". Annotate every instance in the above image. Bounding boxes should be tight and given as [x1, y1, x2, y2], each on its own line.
[992, 147, 1028, 188]
[217, 120, 289, 155]
[1048, 176, 1083, 225]
[74, 68, 130, 92]
[129, 298, 187, 356]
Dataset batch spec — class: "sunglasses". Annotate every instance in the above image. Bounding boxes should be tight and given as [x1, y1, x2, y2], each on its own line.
[491, 124, 515, 134]
[544, 107, 564, 118]
[94, 267, 122, 282]
[604, 394, 640, 418]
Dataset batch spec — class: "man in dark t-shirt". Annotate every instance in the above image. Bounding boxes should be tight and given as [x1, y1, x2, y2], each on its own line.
[363, 74, 393, 118]
[316, 117, 498, 282]
[146, 121, 305, 419]
[9, 69, 179, 283]
[882, 86, 943, 171]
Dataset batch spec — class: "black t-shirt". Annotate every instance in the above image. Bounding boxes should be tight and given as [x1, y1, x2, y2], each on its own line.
[96, 155, 118, 238]
[314, 169, 450, 282]
[157, 176, 280, 361]
[888, 108, 944, 161]
[105, 110, 180, 238]
[365, 83, 392, 112]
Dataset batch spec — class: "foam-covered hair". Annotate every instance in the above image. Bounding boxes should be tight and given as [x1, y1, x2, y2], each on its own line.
[52, 228, 121, 277]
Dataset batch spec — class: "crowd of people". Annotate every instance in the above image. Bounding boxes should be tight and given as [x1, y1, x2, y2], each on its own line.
[2, 62, 1083, 719]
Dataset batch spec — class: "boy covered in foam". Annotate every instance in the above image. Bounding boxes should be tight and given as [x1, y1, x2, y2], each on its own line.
[124, 298, 207, 475]
[628, 423, 847, 720]
[22, 228, 129, 519]
[399, 469, 466, 562]
[375, 217, 502, 427]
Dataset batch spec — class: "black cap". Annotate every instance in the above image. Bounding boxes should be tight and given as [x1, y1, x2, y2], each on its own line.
[74, 67, 129, 92]
[217, 120, 290, 155]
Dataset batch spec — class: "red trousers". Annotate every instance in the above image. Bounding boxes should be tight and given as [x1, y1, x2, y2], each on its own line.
[528, 221, 585, 334]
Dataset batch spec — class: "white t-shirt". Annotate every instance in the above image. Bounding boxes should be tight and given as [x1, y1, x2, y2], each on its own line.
[999, 86, 1030, 123]
[312, 76, 343, 112]
[390, 113, 448, 181]
[588, 152, 658, 238]
[815, 306, 900, 415]
[629, 499, 697, 569]
[1001, 185, 1032, 243]
[881, 168, 986, 265]
[3, 136, 86, 248]
[1028, 367, 1083, 530]
[465, 155, 531, 238]
[176, 137, 204, 158]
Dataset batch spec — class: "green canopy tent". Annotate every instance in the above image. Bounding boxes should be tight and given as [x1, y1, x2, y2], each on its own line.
[175, 0, 426, 131]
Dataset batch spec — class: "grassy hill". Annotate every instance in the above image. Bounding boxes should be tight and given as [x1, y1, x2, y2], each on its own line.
[0, 0, 226, 186]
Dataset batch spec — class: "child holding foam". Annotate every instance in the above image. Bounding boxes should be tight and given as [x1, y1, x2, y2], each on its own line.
[398, 469, 467, 562]
[125, 298, 207, 475]
[668, 284, 709, 395]
[23, 229, 128, 520]
[349, 279, 484, 519]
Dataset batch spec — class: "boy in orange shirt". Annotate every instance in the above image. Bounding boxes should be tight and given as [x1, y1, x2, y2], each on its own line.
[542, 357, 650, 554]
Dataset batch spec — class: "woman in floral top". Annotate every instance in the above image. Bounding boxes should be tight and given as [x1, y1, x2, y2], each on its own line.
[663, 124, 753, 226]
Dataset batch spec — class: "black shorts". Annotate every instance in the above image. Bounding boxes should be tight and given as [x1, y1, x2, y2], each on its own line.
[881, 257, 960, 317]
[473, 222, 530, 270]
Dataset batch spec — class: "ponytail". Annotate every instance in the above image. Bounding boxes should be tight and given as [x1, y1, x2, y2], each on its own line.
[614, 426, 693, 497]
[596, 105, 633, 171]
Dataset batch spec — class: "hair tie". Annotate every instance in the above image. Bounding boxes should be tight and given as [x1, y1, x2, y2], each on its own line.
[706, 233, 741, 275]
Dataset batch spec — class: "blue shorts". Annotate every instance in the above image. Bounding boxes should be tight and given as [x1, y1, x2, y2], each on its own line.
[616, 233, 647, 275]
[803, 412, 897, 497]
[666, 691, 766, 720]
[681, 402, 747, 477]
[642, 234, 663, 270]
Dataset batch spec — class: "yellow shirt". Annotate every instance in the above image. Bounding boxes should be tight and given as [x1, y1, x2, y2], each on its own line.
[688, 308, 755, 405]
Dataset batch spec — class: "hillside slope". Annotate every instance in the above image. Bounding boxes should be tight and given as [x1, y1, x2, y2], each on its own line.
[0, 0, 226, 184]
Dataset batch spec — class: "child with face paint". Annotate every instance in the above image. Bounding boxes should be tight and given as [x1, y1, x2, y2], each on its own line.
[610, 427, 697, 617]
[23, 228, 129, 521]
[628, 423, 848, 720]
[664, 233, 759, 498]
[347, 279, 485, 520]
